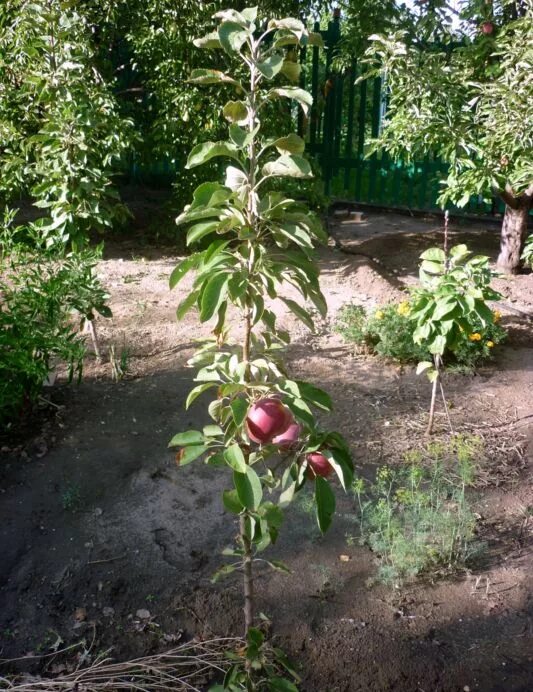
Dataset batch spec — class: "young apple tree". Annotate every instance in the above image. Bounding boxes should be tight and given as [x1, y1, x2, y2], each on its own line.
[363, 0, 532, 273]
[168, 5, 353, 648]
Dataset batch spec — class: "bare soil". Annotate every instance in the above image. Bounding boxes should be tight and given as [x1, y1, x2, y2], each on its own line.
[1, 207, 532, 691]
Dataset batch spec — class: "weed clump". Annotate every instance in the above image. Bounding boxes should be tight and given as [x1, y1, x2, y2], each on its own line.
[350, 436, 485, 585]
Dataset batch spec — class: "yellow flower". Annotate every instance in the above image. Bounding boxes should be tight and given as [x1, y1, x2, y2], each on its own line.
[486, 340, 494, 348]
[468, 333, 482, 342]
[397, 301, 410, 316]
[375, 310, 385, 320]
[493, 310, 502, 323]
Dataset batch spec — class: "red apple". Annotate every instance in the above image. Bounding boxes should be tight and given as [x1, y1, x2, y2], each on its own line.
[246, 398, 293, 445]
[272, 422, 301, 450]
[480, 21, 493, 35]
[305, 451, 333, 479]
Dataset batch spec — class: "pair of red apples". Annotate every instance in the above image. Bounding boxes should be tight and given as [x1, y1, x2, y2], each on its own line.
[246, 398, 332, 478]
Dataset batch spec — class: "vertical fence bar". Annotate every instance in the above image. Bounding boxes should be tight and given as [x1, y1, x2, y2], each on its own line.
[368, 75, 381, 202]
[297, 43, 307, 137]
[322, 11, 340, 196]
[343, 59, 356, 192]
[354, 75, 367, 201]
[333, 71, 344, 187]
[309, 21, 320, 153]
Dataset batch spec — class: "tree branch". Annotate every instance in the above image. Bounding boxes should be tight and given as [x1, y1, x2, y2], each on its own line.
[498, 183, 520, 210]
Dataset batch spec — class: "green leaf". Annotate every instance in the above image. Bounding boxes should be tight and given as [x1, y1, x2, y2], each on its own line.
[269, 87, 313, 115]
[257, 54, 284, 79]
[322, 448, 353, 491]
[269, 678, 299, 692]
[218, 21, 249, 54]
[285, 397, 314, 427]
[267, 17, 305, 35]
[315, 476, 335, 533]
[266, 559, 292, 574]
[223, 100, 248, 123]
[429, 334, 447, 355]
[229, 124, 253, 148]
[262, 154, 312, 179]
[280, 297, 314, 330]
[233, 467, 262, 510]
[211, 564, 238, 583]
[186, 221, 219, 246]
[200, 272, 229, 321]
[416, 360, 434, 375]
[185, 383, 217, 409]
[190, 182, 232, 209]
[432, 298, 456, 320]
[280, 60, 301, 82]
[192, 33, 222, 50]
[223, 489, 244, 514]
[169, 255, 199, 289]
[420, 248, 446, 262]
[203, 424, 224, 437]
[188, 68, 238, 86]
[230, 398, 248, 426]
[273, 133, 305, 155]
[168, 430, 205, 447]
[186, 141, 241, 170]
[225, 166, 247, 190]
[176, 290, 199, 320]
[295, 381, 332, 410]
[176, 445, 208, 466]
[307, 32, 324, 47]
[224, 444, 247, 473]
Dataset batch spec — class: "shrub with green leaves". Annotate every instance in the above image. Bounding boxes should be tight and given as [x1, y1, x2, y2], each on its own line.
[168, 8, 353, 685]
[0, 211, 110, 425]
[336, 297, 506, 370]
[351, 437, 483, 585]
[522, 234, 533, 269]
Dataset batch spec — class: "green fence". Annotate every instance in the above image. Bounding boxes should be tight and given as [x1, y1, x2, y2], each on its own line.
[301, 14, 502, 217]
[125, 14, 505, 218]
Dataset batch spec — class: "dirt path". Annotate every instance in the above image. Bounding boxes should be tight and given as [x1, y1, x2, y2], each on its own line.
[1, 212, 532, 691]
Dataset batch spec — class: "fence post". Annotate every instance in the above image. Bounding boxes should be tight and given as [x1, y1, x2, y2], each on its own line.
[322, 8, 341, 196]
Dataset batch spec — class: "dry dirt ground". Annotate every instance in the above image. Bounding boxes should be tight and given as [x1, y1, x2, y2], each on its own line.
[1, 207, 533, 691]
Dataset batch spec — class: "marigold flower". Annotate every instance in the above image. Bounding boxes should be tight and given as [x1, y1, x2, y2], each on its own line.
[468, 332, 482, 342]
[397, 301, 410, 316]
[375, 310, 385, 320]
[486, 340, 494, 348]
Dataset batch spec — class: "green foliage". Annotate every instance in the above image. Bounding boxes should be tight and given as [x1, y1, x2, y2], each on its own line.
[351, 437, 484, 584]
[363, 3, 533, 210]
[336, 303, 430, 363]
[0, 210, 110, 425]
[336, 296, 506, 371]
[521, 234, 533, 268]
[0, 0, 132, 248]
[169, 7, 353, 646]
[210, 626, 300, 691]
[410, 244, 502, 379]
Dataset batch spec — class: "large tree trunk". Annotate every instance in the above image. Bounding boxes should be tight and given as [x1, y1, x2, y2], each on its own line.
[496, 186, 532, 274]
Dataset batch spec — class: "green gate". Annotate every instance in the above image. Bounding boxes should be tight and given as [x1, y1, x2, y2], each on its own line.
[301, 14, 499, 217]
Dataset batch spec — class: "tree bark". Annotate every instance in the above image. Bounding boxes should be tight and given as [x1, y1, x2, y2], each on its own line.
[496, 196, 531, 274]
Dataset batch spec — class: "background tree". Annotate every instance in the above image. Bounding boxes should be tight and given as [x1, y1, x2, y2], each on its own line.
[362, 0, 533, 273]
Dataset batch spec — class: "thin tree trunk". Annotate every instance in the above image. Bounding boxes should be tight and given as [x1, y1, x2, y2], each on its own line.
[497, 190, 532, 274]
[240, 514, 254, 634]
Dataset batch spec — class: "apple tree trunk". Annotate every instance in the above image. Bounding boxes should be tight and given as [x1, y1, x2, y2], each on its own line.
[496, 196, 531, 274]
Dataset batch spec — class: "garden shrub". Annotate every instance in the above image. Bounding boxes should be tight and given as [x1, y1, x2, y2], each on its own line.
[336, 299, 506, 371]
[350, 436, 484, 584]
[0, 215, 110, 425]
